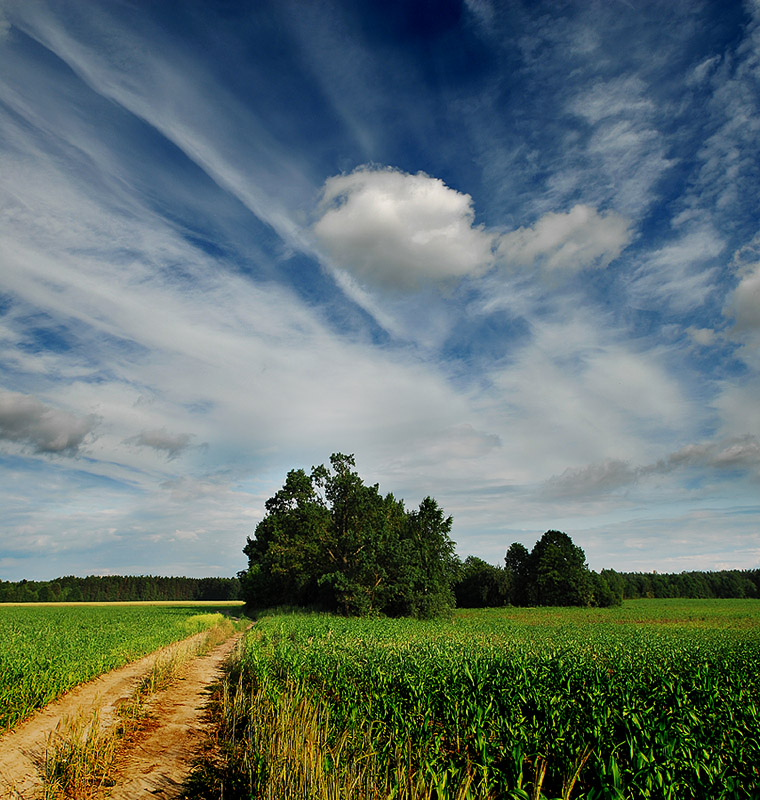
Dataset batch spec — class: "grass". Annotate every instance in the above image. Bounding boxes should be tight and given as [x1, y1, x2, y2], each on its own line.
[186, 600, 760, 799]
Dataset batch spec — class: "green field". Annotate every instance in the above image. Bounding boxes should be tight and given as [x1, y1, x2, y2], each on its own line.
[0, 601, 242, 731]
[197, 600, 760, 799]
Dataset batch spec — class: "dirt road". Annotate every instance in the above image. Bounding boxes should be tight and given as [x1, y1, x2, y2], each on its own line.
[0, 632, 240, 799]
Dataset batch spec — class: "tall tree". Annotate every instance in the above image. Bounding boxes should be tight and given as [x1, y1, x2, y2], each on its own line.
[530, 530, 592, 606]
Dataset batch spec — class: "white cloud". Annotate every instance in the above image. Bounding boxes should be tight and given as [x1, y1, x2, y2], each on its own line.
[565, 76, 674, 218]
[626, 226, 723, 312]
[313, 166, 496, 290]
[577, 508, 760, 572]
[570, 76, 655, 126]
[314, 168, 630, 291]
[497, 204, 631, 276]
[0, 390, 97, 455]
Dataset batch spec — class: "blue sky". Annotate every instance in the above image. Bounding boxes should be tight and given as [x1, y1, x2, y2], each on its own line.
[1, 0, 759, 581]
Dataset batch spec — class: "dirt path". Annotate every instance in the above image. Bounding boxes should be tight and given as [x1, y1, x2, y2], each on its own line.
[0, 632, 240, 799]
[102, 634, 239, 799]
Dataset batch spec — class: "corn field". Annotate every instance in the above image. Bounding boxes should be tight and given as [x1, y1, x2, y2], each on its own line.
[190, 600, 760, 799]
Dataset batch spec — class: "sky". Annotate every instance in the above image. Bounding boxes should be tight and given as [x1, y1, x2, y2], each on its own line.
[1, 0, 759, 582]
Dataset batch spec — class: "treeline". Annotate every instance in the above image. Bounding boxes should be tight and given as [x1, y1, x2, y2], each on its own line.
[454, 547, 760, 608]
[0, 574, 241, 603]
[617, 569, 759, 600]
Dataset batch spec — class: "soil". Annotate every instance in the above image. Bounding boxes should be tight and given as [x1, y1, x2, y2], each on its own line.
[0, 632, 240, 799]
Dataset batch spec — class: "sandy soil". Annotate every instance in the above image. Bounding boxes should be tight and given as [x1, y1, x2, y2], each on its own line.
[0, 632, 239, 799]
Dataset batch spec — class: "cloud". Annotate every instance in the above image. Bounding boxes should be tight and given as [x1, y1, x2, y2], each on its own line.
[313, 166, 496, 290]
[625, 226, 723, 312]
[685, 326, 718, 347]
[125, 428, 195, 460]
[664, 436, 760, 473]
[497, 204, 631, 276]
[314, 167, 631, 292]
[544, 435, 760, 498]
[543, 459, 638, 498]
[725, 263, 760, 333]
[0, 390, 97, 455]
[562, 75, 674, 218]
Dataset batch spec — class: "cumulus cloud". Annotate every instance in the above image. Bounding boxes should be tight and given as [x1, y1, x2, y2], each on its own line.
[313, 166, 496, 290]
[0, 390, 97, 455]
[544, 435, 760, 498]
[497, 204, 631, 276]
[125, 428, 194, 459]
[314, 167, 631, 291]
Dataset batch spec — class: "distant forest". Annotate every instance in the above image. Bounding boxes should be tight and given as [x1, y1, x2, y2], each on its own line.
[0, 574, 241, 603]
[2, 567, 756, 606]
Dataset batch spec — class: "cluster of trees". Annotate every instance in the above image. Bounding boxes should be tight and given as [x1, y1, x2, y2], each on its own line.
[0, 575, 241, 603]
[455, 530, 624, 608]
[241, 453, 458, 618]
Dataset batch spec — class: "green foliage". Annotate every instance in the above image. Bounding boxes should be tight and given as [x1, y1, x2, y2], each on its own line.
[617, 569, 759, 600]
[454, 556, 508, 608]
[500, 531, 610, 608]
[195, 601, 760, 799]
[0, 575, 241, 603]
[241, 453, 458, 617]
[531, 530, 592, 606]
[0, 604, 230, 731]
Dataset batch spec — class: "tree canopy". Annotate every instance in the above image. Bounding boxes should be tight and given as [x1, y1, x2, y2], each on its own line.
[454, 531, 623, 608]
[240, 453, 458, 617]
[503, 530, 599, 606]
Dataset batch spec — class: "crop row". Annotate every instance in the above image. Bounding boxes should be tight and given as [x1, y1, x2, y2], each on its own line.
[201, 601, 760, 799]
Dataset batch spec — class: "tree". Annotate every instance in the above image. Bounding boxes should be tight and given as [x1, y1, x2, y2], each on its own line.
[530, 530, 592, 606]
[241, 467, 331, 608]
[240, 454, 457, 617]
[590, 570, 622, 607]
[502, 532, 593, 607]
[504, 542, 531, 605]
[393, 496, 459, 618]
